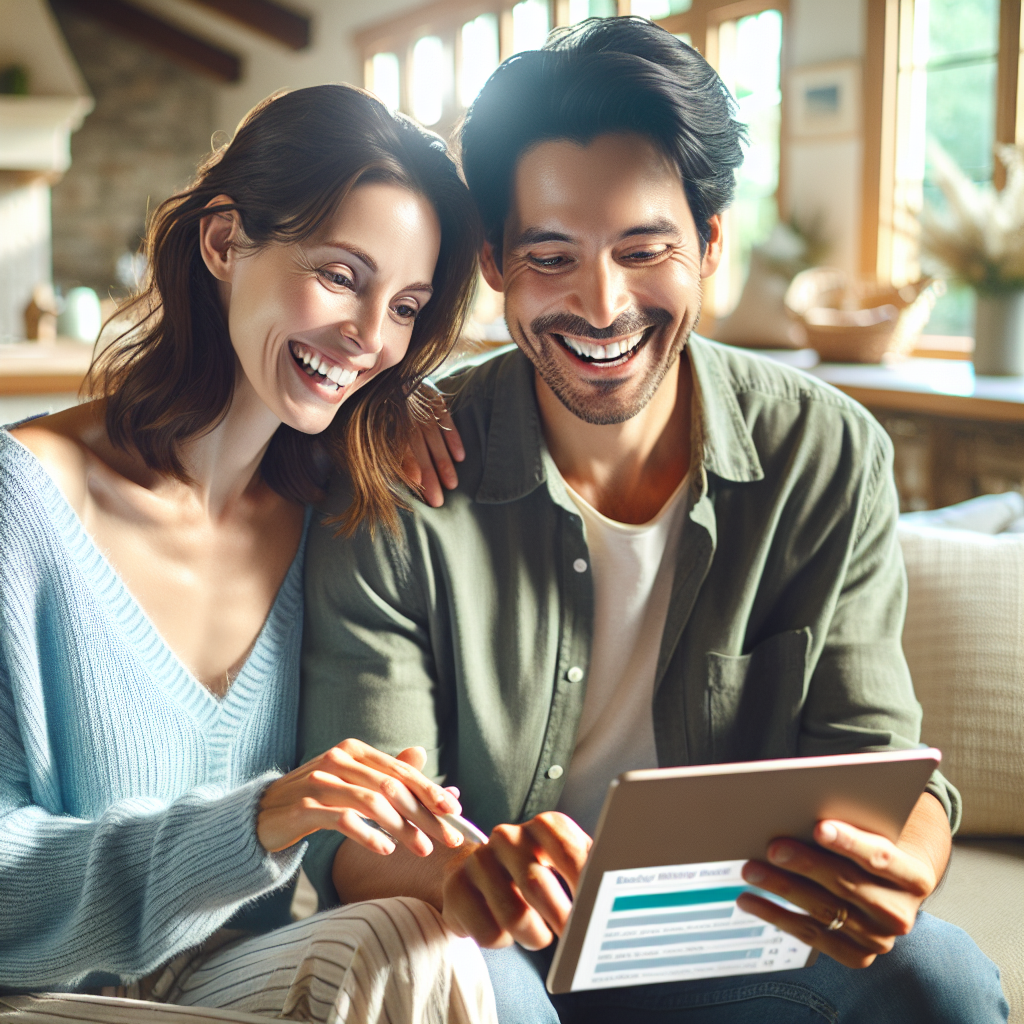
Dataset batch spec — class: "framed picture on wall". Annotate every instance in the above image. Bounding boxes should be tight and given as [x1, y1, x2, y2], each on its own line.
[788, 60, 861, 139]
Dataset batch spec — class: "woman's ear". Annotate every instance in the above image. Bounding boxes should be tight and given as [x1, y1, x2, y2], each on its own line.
[199, 195, 242, 283]
[479, 241, 504, 293]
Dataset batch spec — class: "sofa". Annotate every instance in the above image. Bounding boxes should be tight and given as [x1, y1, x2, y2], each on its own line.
[899, 495, 1024, 1021]
[3, 501, 1020, 1021]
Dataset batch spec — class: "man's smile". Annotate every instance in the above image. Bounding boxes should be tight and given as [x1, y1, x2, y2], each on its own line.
[551, 328, 652, 367]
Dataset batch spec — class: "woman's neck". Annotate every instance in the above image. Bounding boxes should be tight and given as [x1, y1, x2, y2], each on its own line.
[174, 370, 283, 517]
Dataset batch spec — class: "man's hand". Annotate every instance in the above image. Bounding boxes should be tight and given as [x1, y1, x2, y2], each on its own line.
[737, 792, 951, 969]
[441, 811, 593, 950]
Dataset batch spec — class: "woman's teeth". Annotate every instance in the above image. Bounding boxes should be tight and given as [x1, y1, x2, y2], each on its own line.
[290, 341, 358, 390]
[558, 332, 645, 363]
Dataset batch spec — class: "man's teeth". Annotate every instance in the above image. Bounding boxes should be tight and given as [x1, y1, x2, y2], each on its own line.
[292, 342, 358, 388]
[559, 333, 644, 361]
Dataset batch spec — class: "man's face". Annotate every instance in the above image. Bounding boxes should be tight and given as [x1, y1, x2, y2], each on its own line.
[483, 132, 721, 425]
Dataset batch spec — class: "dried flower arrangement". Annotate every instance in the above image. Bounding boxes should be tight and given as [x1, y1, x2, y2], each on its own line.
[918, 143, 1024, 294]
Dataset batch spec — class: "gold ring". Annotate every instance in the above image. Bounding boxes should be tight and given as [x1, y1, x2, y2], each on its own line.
[826, 904, 849, 931]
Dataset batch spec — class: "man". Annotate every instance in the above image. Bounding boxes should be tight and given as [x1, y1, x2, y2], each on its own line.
[300, 18, 1007, 1023]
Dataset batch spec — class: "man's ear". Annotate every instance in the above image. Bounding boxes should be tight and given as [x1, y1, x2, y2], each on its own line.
[479, 240, 504, 293]
[699, 214, 724, 280]
[199, 195, 242, 283]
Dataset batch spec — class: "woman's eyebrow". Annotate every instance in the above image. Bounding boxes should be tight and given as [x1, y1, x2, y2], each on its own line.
[315, 242, 378, 272]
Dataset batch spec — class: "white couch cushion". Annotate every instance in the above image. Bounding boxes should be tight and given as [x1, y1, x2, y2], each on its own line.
[898, 522, 1024, 835]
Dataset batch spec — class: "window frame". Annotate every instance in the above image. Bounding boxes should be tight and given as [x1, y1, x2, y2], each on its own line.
[861, 0, 1023, 284]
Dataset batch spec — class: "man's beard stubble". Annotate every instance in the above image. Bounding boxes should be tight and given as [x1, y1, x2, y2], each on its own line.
[510, 301, 699, 426]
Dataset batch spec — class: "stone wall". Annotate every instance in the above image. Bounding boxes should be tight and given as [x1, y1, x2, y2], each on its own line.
[49, 3, 216, 297]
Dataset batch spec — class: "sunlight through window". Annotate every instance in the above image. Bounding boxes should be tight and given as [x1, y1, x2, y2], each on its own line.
[460, 13, 500, 108]
[512, 0, 550, 53]
[411, 35, 446, 126]
[370, 52, 400, 112]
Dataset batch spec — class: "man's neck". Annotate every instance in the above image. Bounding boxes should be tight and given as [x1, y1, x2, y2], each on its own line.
[536, 354, 692, 525]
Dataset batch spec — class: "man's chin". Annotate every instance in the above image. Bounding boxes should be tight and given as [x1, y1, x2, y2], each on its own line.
[522, 332, 686, 425]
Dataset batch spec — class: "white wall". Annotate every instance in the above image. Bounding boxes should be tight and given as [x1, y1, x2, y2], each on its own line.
[127, 0, 427, 135]
[784, 0, 866, 275]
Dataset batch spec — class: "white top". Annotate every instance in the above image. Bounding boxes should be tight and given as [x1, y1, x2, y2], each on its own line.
[555, 474, 689, 836]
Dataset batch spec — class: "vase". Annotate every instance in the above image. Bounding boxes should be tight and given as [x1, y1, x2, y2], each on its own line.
[972, 291, 1024, 375]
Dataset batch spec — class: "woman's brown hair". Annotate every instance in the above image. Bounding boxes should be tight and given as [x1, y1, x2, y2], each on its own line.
[86, 84, 480, 533]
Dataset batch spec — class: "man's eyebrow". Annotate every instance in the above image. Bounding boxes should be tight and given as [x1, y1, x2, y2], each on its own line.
[510, 227, 574, 249]
[620, 218, 680, 238]
[510, 219, 682, 250]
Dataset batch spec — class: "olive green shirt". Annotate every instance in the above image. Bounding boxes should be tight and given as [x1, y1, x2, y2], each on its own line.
[299, 335, 959, 907]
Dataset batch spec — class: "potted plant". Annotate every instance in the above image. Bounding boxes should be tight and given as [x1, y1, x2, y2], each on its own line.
[918, 143, 1024, 375]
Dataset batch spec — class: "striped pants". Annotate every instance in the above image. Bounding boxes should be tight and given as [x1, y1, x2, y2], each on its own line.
[0, 898, 497, 1024]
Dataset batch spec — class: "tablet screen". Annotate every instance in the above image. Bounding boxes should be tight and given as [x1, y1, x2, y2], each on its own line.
[570, 858, 814, 991]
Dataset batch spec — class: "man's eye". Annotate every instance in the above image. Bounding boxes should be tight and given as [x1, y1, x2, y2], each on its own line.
[531, 254, 567, 268]
[625, 248, 666, 262]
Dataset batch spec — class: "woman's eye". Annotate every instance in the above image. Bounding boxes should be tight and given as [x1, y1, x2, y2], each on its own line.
[393, 303, 419, 320]
[318, 269, 354, 288]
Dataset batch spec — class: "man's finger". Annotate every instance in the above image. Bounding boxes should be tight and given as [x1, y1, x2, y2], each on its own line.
[523, 812, 593, 895]
[421, 414, 459, 490]
[443, 861, 515, 948]
[465, 844, 554, 950]
[407, 429, 444, 506]
[486, 821, 575, 937]
[736, 892, 889, 970]
[813, 820, 934, 897]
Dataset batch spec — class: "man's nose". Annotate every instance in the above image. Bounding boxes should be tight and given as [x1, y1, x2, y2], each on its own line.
[573, 257, 632, 331]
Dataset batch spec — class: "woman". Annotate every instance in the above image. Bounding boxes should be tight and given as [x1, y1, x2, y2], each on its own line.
[0, 85, 491, 1023]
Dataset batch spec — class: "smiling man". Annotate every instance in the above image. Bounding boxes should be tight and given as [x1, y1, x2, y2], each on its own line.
[300, 18, 1007, 1024]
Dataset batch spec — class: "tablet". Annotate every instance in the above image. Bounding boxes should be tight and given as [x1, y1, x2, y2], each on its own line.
[546, 747, 941, 994]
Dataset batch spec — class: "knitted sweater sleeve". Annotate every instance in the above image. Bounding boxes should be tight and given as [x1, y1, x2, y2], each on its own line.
[0, 435, 303, 990]
[0, 659, 302, 990]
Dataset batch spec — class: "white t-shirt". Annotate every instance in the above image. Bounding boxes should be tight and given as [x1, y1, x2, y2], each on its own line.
[555, 475, 689, 836]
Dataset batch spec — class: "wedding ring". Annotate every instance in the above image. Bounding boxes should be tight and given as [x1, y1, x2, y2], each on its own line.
[826, 904, 849, 931]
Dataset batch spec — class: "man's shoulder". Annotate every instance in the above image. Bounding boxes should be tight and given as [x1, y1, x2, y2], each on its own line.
[691, 335, 890, 449]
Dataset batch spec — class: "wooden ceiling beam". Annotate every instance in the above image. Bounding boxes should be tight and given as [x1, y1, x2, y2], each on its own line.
[58, 0, 242, 82]
[186, 0, 310, 50]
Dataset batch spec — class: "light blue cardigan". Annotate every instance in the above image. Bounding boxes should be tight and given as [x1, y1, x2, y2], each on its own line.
[0, 430, 308, 991]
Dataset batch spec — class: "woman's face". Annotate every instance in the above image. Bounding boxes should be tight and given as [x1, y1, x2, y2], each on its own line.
[220, 182, 441, 435]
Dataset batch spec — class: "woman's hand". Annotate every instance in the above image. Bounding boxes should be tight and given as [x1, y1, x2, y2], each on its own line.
[257, 740, 465, 856]
[403, 383, 465, 507]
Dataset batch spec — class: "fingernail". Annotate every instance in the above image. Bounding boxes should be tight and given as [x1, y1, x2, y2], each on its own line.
[819, 822, 838, 844]
[769, 844, 793, 864]
[381, 840, 396, 855]
[744, 862, 766, 883]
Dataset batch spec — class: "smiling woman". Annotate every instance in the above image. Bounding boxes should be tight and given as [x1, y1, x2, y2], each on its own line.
[0, 85, 493, 1024]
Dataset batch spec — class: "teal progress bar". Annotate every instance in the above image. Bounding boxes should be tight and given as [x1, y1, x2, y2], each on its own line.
[612, 886, 754, 913]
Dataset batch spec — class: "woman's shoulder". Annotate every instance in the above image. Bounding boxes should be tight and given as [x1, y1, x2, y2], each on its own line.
[7, 404, 105, 517]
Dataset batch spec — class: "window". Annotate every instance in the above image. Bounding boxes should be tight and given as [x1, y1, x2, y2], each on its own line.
[707, 9, 783, 316]
[864, 0, 1023, 336]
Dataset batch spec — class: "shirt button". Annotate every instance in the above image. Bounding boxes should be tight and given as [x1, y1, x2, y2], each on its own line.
[547, 765, 564, 780]
[573, 558, 588, 573]
[566, 666, 584, 683]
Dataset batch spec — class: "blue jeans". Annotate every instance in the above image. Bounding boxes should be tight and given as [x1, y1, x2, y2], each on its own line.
[481, 912, 1008, 1024]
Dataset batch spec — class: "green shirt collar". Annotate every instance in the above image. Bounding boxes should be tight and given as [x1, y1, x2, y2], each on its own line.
[474, 333, 763, 506]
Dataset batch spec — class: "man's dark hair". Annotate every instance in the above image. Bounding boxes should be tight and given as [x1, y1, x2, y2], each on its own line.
[459, 16, 746, 262]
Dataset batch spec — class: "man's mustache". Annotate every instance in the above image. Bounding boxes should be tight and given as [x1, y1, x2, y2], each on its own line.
[530, 307, 673, 340]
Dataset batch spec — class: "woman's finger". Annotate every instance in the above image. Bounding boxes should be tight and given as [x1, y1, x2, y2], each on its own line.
[420, 413, 459, 492]
[407, 427, 444, 506]
[434, 400, 465, 463]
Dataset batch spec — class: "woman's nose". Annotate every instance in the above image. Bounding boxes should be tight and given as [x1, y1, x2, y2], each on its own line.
[342, 299, 389, 359]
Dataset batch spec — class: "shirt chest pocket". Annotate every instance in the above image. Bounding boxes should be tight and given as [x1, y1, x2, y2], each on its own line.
[706, 627, 811, 763]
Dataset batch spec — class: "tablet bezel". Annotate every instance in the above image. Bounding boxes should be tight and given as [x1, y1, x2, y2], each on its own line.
[546, 748, 942, 994]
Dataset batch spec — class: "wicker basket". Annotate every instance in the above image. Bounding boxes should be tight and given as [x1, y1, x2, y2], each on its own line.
[784, 268, 939, 363]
